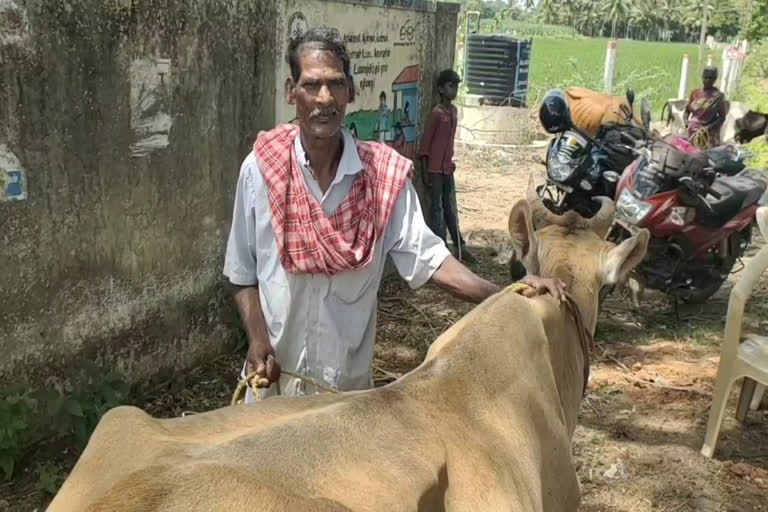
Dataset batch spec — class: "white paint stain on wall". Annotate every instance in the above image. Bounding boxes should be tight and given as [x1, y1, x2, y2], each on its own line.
[0, 0, 30, 47]
[129, 57, 173, 158]
[0, 144, 27, 201]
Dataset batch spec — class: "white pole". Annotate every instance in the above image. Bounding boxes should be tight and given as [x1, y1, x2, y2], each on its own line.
[727, 53, 740, 95]
[603, 41, 617, 92]
[678, 54, 690, 99]
[720, 47, 731, 92]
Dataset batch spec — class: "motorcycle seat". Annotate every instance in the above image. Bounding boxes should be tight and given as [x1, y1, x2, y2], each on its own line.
[696, 175, 767, 227]
[705, 146, 745, 176]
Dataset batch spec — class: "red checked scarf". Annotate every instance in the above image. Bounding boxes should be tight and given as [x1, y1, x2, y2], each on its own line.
[254, 124, 413, 275]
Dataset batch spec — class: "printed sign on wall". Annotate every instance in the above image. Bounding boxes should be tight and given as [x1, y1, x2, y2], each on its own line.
[278, 1, 426, 159]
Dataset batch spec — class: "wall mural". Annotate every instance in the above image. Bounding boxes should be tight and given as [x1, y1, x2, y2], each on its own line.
[278, 1, 426, 160]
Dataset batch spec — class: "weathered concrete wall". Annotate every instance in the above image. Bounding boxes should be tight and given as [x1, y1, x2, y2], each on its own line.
[0, 0, 278, 387]
[0, 0, 458, 388]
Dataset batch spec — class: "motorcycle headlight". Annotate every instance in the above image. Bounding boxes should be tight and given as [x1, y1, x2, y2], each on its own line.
[547, 148, 578, 182]
[617, 189, 653, 224]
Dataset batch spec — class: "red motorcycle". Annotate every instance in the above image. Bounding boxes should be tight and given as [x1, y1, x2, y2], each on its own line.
[607, 135, 768, 303]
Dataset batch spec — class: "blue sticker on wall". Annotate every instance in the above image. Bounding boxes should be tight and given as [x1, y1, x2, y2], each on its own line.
[4, 170, 26, 200]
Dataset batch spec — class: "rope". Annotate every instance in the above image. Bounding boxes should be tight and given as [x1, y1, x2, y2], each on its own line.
[691, 127, 710, 149]
[231, 369, 340, 406]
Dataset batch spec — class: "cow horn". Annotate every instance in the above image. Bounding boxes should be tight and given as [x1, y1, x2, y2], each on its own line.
[527, 175, 565, 229]
[586, 197, 616, 237]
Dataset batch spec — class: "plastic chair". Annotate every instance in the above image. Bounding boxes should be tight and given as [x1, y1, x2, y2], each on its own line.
[701, 206, 768, 458]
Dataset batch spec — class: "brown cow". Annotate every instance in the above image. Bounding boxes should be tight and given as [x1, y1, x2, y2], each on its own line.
[48, 187, 649, 512]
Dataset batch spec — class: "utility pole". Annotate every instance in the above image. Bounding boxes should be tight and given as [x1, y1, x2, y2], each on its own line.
[697, 0, 710, 72]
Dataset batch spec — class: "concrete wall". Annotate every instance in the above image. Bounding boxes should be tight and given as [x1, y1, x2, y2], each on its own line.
[0, 0, 458, 388]
[0, 0, 278, 387]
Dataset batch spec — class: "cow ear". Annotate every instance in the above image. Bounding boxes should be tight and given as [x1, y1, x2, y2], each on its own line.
[508, 199, 539, 273]
[601, 229, 650, 285]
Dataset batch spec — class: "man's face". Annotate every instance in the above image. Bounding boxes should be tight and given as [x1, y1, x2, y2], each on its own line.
[702, 71, 717, 88]
[288, 49, 351, 140]
[440, 81, 458, 101]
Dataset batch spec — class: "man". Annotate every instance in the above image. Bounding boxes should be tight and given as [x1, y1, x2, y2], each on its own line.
[418, 69, 471, 261]
[685, 66, 727, 149]
[223, 27, 565, 402]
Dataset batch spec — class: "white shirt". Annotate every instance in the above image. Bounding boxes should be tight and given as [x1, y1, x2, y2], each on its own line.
[223, 127, 450, 399]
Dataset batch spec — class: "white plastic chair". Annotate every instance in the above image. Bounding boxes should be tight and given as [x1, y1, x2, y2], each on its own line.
[701, 206, 768, 459]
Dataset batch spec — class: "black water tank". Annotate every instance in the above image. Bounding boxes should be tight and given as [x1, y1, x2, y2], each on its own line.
[465, 34, 532, 107]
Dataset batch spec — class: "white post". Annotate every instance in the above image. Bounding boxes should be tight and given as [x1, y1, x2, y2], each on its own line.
[678, 54, 690, 99]
[603, 41, 617, 92]
[727, 53, 741, 95]
[720, 47, 731, 92]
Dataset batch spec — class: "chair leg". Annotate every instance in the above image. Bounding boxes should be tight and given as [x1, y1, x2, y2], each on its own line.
[736, 378, 757, 422]
[701, 375, 736, 458]
[750, 383, 766, 411]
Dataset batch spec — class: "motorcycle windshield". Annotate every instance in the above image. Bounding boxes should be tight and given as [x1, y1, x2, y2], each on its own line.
[548, 131, 589, 183]
[632, 160, 668, 199]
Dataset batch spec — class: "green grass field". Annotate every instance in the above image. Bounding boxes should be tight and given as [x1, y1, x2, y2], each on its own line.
[527, 38, 723, 115]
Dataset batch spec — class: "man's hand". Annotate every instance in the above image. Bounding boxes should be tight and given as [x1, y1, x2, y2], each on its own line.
[519, 274, 567, 304]
[246, 340, 281, 388]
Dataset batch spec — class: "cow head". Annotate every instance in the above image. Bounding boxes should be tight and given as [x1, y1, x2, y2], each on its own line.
[507, 177, 649, 332]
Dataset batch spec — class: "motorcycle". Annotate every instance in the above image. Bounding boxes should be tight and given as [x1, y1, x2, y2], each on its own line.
[536, 88, 652, 219]
[607, 134, 768, 303]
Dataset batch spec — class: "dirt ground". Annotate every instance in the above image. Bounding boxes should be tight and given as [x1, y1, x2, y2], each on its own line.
[4, 144, 768, 511]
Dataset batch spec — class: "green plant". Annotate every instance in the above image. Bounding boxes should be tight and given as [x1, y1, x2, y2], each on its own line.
[0, 392, 37, 479]
[0, 363, 129, 482]
[36, 462, 66, 496]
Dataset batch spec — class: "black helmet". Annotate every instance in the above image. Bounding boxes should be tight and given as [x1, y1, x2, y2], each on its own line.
[539, 89, 571, 134]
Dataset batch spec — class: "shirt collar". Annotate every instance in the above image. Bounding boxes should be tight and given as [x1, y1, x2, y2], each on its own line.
[293, 127, 363, 181]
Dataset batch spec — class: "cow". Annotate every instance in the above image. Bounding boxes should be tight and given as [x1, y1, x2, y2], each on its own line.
[734, 110, 768, 144]
[48, 186, 649, 512]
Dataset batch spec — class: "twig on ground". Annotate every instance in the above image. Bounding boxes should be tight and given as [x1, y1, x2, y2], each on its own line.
[622, 374, 707, 395]
[372, 364, 403, 381]
[392, 298, 439, 338]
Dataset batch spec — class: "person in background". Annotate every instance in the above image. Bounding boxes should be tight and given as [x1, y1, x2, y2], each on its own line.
[685, 65, 727, 149]
[418, 69, 474, 262]
[223, 28, 565, 402]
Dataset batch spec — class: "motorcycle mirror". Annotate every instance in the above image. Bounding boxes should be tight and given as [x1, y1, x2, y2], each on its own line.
[641, 98, 651, 129]
[626, 88, 635, 109]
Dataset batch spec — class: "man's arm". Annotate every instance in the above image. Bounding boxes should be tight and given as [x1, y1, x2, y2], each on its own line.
[386, 182, 566, 305]
[232, 285, 280, 385]
[429, 255, 499, 303]
[430, 256, 567, 304]
[417, 109, 438, 171]
[223, 159, 280, 385]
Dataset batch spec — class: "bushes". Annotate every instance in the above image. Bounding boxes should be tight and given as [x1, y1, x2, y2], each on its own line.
[0, 363, 129, 489]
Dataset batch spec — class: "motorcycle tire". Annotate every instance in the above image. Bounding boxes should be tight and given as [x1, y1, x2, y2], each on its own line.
[679, 227, 751, 304]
